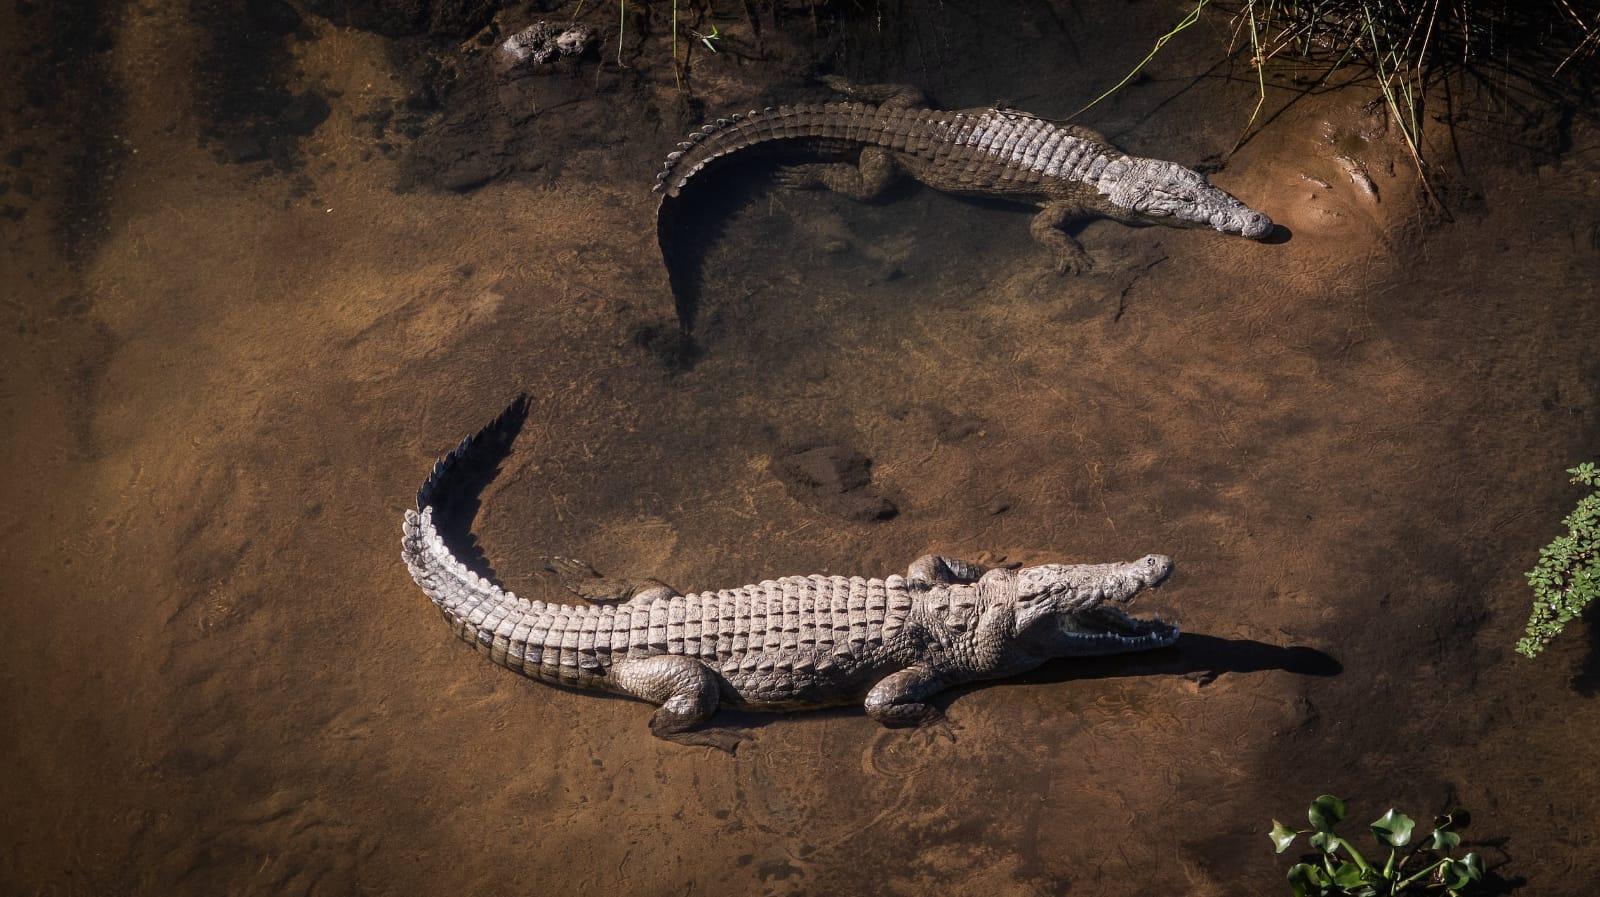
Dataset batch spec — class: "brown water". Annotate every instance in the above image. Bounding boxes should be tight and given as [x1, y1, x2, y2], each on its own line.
[4, 1, 1599, 895]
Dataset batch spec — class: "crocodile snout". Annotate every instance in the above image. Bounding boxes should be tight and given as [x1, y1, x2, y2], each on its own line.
[1136, 553, 1174, 589]
[1240, 210, 1273, 239]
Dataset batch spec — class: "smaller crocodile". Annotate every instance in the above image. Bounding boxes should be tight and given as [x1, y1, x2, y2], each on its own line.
[655, 77, 1273, 325]
[402, 399, 1180, 750]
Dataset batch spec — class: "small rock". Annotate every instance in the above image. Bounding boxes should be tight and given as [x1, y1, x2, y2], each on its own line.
[842, 494, 898, 522]
[776, 446, 872, 494]
[495, 22, 596, 75]
[930, 407, 983, 443]
[436, 156, 507, 192]
[773, 445, 898, 522]
[219, 134, 267, 163]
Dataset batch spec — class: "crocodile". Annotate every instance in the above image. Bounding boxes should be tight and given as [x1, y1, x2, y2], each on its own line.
[655, 76, 1274, 327]
[401, 398, 1180, 750]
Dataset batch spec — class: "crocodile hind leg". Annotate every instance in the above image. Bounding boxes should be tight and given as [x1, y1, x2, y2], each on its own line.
[541, 556, 678, 604]
[818, 75, 928, 109]
[1031, 200, 1095, 274]
[772, 146, 900, 201]
[906, 554, 989, 586]
[611, 655, 742, 752]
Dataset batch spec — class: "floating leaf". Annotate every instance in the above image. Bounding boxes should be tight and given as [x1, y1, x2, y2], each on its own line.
[1287, 863, 1318, 897]
[1462, 852, 1484, 879]
[1309, 831, 1340, 854]
[1289, 862, 1332, 894]
[1309, 794, 1347, 832]
[1270, 820, 1299, 854]
[1430, 829, 1462, 850]
[1370, 809, 1415, 847]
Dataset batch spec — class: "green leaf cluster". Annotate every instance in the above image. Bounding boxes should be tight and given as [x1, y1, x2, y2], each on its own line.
[1517, 463, 1600, 658]
[1269, 796, 1482, 896]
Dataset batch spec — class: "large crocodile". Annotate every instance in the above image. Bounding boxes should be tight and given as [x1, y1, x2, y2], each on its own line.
[655, 76, 1273, 326]
[401, 399, 1180, 750]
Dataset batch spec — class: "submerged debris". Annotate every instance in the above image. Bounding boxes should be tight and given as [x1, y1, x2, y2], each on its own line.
[494, 22, 596, 75]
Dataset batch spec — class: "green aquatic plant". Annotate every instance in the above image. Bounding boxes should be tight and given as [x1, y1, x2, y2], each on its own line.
[1269, 795, 1482, 896]
[1517, 462, 1600, 658]
[692, 23, 724, 53]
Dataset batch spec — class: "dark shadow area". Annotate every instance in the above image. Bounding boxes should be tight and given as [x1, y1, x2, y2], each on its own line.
[1018, 633, 1342, 686]
[416, 394, 529, 585]
[714, 635, 1340, 737]
[657, 161, 772, 337]
[1571, 619, 1600, 697]
[661, 152, 924, 339]
[15, 0, 126, 262]
[1261, 223, 1293, 244]
[191, 0, 331, 170]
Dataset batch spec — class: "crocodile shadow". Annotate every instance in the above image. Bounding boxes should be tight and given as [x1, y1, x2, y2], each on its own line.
[715, 636, 1340, 735]
[419, 395, 529, 586]
[1016, 633, 1341, 686]
[661, 158, 921, 337]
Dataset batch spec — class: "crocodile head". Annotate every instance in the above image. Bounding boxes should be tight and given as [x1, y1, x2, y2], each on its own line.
[1102, 158, 1273, 239]
[1006, 554, 1179, 655]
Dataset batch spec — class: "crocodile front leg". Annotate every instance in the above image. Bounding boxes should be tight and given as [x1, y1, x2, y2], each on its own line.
[612, 655, 742, 752]
[906, 554, 988, 586]
[864, 663, 948, 727]
[1031, 200, 1095, 274]
[773, 146, 900, 201]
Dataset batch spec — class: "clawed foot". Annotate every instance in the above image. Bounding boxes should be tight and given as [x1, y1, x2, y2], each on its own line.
[541, 556, 670, 603]
[771, 164, 824, 190]
[1054, 251, 1096, 276]
[650, 714, 745, 754]
[540, 556, 628, 601]
[818, 74, 854, 93]
[916, 712, 961, 744]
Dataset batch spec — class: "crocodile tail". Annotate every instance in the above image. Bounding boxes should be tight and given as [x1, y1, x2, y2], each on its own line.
[401, 396, 550, 654]
[654, 108, 784, 331]
[654, 106, 786, 200]
[654, 103, 892, 329]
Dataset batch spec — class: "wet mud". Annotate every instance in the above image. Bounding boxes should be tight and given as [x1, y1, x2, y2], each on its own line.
[3, 1, 1599, 895]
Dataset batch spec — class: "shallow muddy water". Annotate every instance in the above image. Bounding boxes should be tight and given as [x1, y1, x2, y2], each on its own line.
[3, 1, 1599, 895]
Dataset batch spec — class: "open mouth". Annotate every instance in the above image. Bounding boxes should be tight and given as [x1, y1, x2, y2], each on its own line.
[1062, 603, 1180, 650]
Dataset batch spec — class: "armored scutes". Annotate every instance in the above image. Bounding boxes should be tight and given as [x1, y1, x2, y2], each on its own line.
[655, 77, 1273, 323]
[401, 399, 1180, 750]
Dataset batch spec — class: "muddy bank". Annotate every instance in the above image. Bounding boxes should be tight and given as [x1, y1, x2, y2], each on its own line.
[2, 1, 1598, 895]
